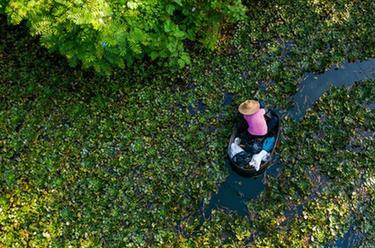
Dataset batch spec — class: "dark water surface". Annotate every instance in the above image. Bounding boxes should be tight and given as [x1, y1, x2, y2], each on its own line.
[206, 161, 282, 216]
[368, 102, 375, 110]
[289, 59, 375, 120]
[205, 59, 375, 246]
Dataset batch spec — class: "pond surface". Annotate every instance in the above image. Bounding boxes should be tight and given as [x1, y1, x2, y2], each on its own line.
[206, 59, 375, 218]
[333, 225, 363, 248]
[206, 160, 282, 216]
[289, 59, 375, 120]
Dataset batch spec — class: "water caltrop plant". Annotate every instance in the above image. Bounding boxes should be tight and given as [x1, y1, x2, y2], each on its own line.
[0, 0, 246, 73]
[1, 0, 375, 246]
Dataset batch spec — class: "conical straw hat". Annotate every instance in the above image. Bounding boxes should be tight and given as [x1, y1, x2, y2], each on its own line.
[238, 100, 260, 115]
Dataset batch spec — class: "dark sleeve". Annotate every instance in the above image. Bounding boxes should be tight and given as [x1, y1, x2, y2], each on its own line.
[259, 100, 265, 108]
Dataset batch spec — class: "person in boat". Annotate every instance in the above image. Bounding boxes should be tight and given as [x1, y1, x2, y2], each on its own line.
[238, 99, 278, 138]
[228, 100, 277, 171]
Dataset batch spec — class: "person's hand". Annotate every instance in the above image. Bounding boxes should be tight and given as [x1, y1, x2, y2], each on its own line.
[249, 161, 260, 171]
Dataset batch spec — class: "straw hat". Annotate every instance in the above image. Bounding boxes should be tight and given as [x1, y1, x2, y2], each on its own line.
[238, 100, 260, 115]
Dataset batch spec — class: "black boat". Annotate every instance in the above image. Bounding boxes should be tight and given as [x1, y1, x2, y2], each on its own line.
[227, 110, 281, 177]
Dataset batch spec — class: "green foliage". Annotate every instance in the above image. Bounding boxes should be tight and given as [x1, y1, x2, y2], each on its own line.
[0, 0, 246, 73]
[1, 0, 375, 246]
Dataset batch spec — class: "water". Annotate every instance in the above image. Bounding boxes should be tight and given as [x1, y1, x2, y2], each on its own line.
[333, 226, 363, 248]
[206, 58, 375, 218]
[188, 99, 206, 115]
[223, 92, 234, 106]
[289, 59, 375, 120]
[206, 161, 282, 216]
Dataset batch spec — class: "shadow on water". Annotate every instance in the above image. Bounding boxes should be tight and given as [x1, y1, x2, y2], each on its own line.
[206, 160, 282, 216]
[205, 59, 375, 239]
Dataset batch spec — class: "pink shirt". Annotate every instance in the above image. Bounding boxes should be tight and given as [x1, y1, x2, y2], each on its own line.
[243, 109, 267, 136]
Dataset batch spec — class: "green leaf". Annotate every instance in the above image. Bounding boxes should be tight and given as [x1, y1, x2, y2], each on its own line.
[166, 4, 176, 15]
[164, 20, 173, 33]
[150, 51, 158, 60]
[173, 0, 182, 6]
[173, 29, 185, 38]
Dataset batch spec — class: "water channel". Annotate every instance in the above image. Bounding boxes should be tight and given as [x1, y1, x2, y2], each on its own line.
[205, 58, 375, 245]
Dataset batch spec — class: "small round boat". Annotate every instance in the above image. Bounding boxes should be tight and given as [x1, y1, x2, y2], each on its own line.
[227, 110, 281, 177]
